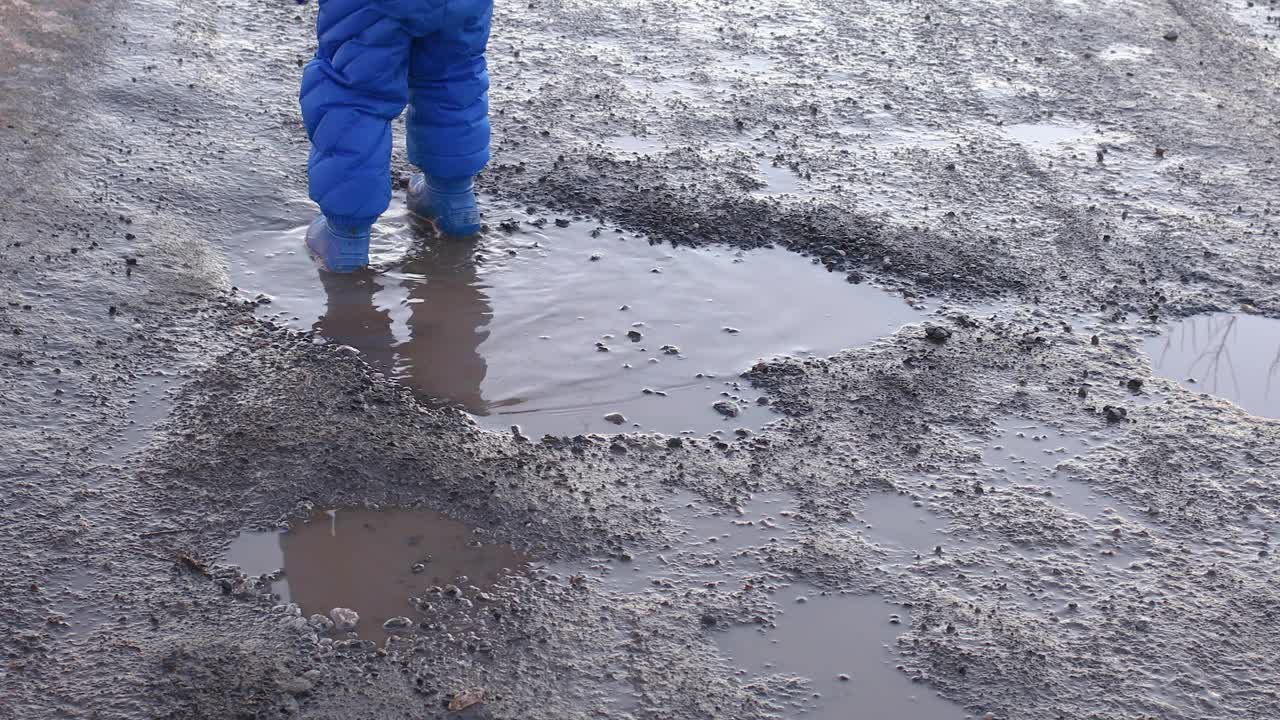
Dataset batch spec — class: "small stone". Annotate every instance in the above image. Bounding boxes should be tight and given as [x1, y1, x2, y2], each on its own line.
[1103, 405, 1128, 423]
[795, 596, 808, 604]
[1162, 30, 1179, 41]
[383, 617, 415, 635]
[1126, 378, 1143, 392]
[925, 325, 952, 342]
[660, 344, 680, 355]
[411, 562, 426, 574]
[627, 330, 643, 341]
[308, 614, 334, 632]
[838, 673, 851, 682]
[604, 412, 626, 425]
[722, 327, 740, 334]
[329, 607, 359, 632]
[449, 688, 486, 712]
[712, 400, 740, 418]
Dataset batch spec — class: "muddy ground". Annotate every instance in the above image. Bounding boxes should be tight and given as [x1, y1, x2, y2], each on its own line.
[3, 0, 1280, 718]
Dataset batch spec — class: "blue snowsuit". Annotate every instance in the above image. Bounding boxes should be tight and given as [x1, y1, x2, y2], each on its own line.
[300, 0, 492, 229]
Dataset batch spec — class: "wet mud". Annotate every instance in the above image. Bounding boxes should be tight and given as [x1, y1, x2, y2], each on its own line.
[5, 0, 1280, 718]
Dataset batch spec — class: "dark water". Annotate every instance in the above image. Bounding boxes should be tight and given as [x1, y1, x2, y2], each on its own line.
[717, 590, 967, 720]
[226, 507, 527, 644]
[1146, 312, 1280, 419]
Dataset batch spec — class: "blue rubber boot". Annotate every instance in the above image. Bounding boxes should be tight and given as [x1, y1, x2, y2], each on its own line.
[305, 215, 371, 273]
[407, 173, 481, 237]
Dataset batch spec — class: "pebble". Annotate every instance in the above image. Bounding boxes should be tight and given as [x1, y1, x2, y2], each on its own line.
[604, 412, 626, 425]
[329, 607, 359, 632]
[383, 617, 415, 634]
[925, 325, 952, 342]
[712, 400, 740, 418]
[308, 614, 334, 632]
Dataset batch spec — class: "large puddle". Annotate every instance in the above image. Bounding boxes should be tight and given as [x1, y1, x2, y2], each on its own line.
[233, 202, 924, 436]
[1146, 312, 1280, 419]
[226, 507, 528, 644]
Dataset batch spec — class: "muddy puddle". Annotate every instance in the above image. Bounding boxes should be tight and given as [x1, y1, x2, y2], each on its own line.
[568, 489, 967, 719]
[232, 201, 924, 437]
[1146, 312, 1280, 419]
[226, 507, 528, 644]
[718, 590, 966, 720]
[980, 420, 1141, 523]
[1002, 121, 1092, 146]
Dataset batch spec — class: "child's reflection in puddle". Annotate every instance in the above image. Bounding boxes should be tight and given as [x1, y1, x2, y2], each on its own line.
[314, 231, 499, 416]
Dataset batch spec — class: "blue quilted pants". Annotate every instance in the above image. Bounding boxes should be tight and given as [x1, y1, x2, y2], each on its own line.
[300, 0, 492, 228]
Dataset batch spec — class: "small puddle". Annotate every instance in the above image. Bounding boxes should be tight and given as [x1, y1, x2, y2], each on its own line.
[1003, 122, 1091, 146]
[103, 374, 179, 467]
[570, 489, 966, 718]
[983, 419, 1143, 524]
[857, 492, 949, 556]
[717, 588, 968, 720]
[226, 507, 528, 644]
[233, 201, 923, 436]
[1100, 44, 1155, 62]
[604, 134, 665, 155]
[1146, 312, 1280, 419]
[756, 159, 805, 196]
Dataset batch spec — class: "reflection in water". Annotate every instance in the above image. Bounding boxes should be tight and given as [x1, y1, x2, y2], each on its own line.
[227, 507, 528, 644]
[237, 203, 926, 436]
[1147, 312, 1280, 419]
[316, 234, 495, 415]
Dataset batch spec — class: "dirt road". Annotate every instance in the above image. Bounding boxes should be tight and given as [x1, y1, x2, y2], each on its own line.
[3, 0, 1279, 718]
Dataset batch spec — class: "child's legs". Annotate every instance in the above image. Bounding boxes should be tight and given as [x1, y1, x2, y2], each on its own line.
[406, 0, 493, 180]
[300, 3, 413, 228]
